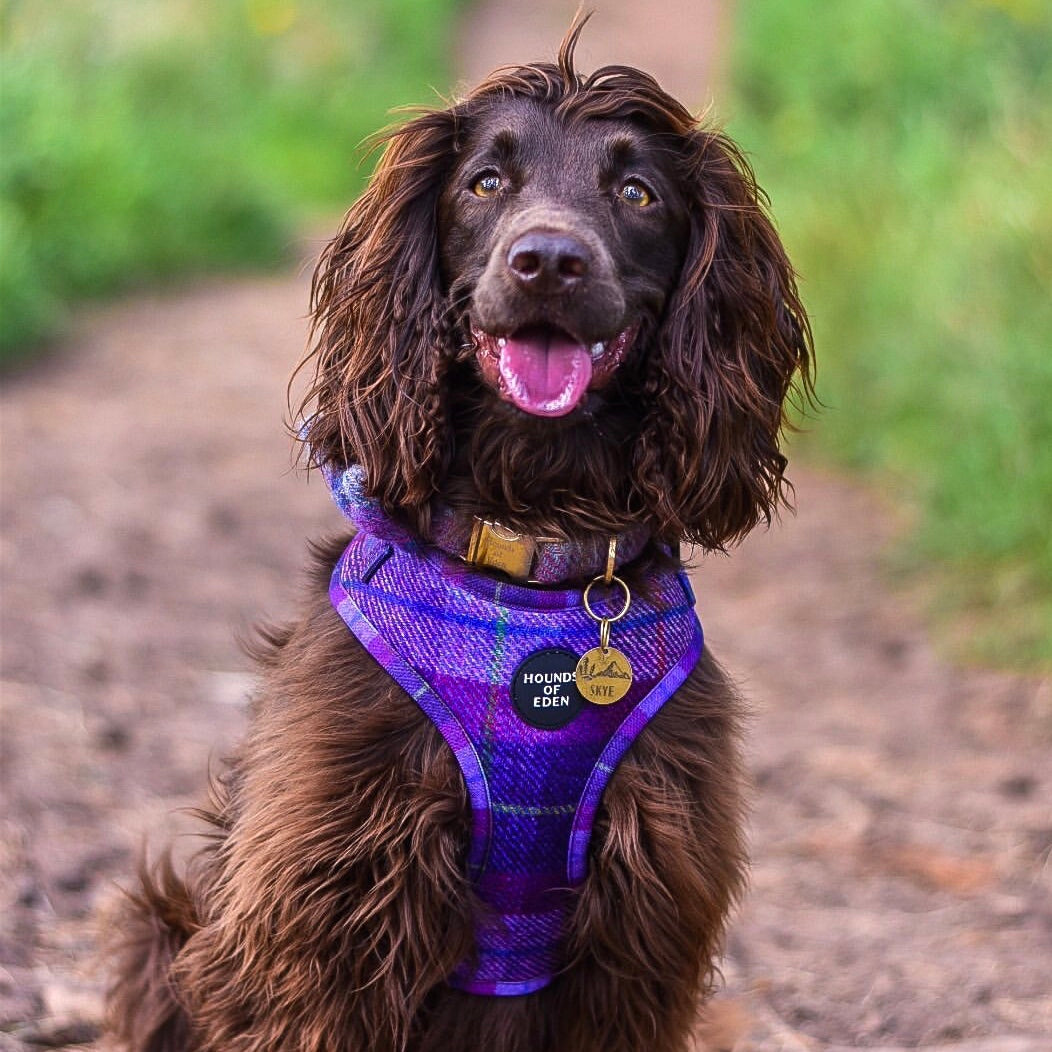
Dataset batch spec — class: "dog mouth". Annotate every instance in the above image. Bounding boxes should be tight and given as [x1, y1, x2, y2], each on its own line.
[470, 324, 637, 417]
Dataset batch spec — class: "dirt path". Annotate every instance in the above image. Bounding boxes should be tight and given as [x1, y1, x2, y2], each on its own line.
[2, 4, 1050, 1050]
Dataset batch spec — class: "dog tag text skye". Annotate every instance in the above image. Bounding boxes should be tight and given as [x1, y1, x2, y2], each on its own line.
[575, 645, 633, 705]
[511, 649, 584, 729]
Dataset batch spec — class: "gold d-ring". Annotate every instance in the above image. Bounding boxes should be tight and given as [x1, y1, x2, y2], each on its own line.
[582, 575, 631, 623]
[603, 536, 617, 584]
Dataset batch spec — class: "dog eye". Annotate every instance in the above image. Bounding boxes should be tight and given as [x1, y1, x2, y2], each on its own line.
[472, 172, 503, 197]
[619, 180, 653, 207]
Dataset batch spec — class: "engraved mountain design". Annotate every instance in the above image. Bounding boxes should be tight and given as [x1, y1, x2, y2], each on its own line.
[577, 655, 631, 681]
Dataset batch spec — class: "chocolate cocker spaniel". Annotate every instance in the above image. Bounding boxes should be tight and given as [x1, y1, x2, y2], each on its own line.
[107, 24, 811, 1052]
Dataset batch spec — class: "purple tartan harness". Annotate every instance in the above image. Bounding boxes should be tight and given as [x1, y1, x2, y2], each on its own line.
[324, 467, 704, 995]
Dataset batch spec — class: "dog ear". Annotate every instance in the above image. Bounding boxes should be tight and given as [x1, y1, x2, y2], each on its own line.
[633, 129, 813, 549]
[298, 110, 458, 532]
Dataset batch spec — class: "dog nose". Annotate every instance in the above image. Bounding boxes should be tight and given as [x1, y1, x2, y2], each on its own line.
[507, 232, 590, 293]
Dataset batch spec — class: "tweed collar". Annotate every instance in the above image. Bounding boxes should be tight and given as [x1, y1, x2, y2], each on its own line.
[320, 462, 651, 585]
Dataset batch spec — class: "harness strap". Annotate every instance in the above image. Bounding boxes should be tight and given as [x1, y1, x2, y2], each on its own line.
[329, 531, 703, 995]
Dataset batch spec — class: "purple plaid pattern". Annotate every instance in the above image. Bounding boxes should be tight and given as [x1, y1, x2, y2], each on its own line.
[328, 530, 703, 996]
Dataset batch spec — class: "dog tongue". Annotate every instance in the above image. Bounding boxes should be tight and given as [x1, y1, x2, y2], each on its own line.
[498, 330, 593, 417]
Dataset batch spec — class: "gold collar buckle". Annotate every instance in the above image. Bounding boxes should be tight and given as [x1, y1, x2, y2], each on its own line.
[466, 519, 550, 582]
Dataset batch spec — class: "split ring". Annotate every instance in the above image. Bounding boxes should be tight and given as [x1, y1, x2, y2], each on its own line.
[582, 575, 631, 624]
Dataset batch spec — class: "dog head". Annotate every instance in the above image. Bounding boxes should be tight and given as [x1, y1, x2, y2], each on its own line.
[439, 90, 688, 420]
[300, 22, 812, 549]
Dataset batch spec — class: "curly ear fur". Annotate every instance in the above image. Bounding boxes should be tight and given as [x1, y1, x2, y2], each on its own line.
[299, 110, 460, 535]
[634, 129, 813, 549]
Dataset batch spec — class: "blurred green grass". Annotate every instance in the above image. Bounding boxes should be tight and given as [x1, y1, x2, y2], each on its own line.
[729, 0, 1051, 669]
[0, 0, 461, 360]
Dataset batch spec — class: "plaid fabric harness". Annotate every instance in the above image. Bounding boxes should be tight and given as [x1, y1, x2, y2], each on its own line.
[324, 468, 704, 996]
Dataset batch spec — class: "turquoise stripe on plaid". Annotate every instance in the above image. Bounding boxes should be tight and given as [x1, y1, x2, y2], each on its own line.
[328, 519, 702, 997]
[480, 604, 509, 781]
[492, 803, 577, 816]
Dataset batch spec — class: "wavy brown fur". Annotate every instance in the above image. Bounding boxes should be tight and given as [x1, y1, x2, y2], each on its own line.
[107, 18, 808, 1051]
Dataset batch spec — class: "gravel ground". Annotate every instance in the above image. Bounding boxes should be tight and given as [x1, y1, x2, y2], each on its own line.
[2, 3, 1049, 1049]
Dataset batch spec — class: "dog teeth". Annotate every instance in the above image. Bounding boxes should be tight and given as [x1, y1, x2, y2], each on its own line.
[590, 341, 606, 359]
[498, 337, 507, 348]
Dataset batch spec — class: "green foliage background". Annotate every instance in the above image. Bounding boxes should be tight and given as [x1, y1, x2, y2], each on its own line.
[0, 0, 460, 359]
[729, 0, 1052, 669]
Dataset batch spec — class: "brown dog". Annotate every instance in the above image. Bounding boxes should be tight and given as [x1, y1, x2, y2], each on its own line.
[106, 23, 811, 1052]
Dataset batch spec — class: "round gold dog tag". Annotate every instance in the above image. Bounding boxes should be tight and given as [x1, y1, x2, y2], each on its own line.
[575, 646, 633, 705]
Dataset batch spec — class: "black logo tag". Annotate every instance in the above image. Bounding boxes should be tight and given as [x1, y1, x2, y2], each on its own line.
[511, 649, 584, 730]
